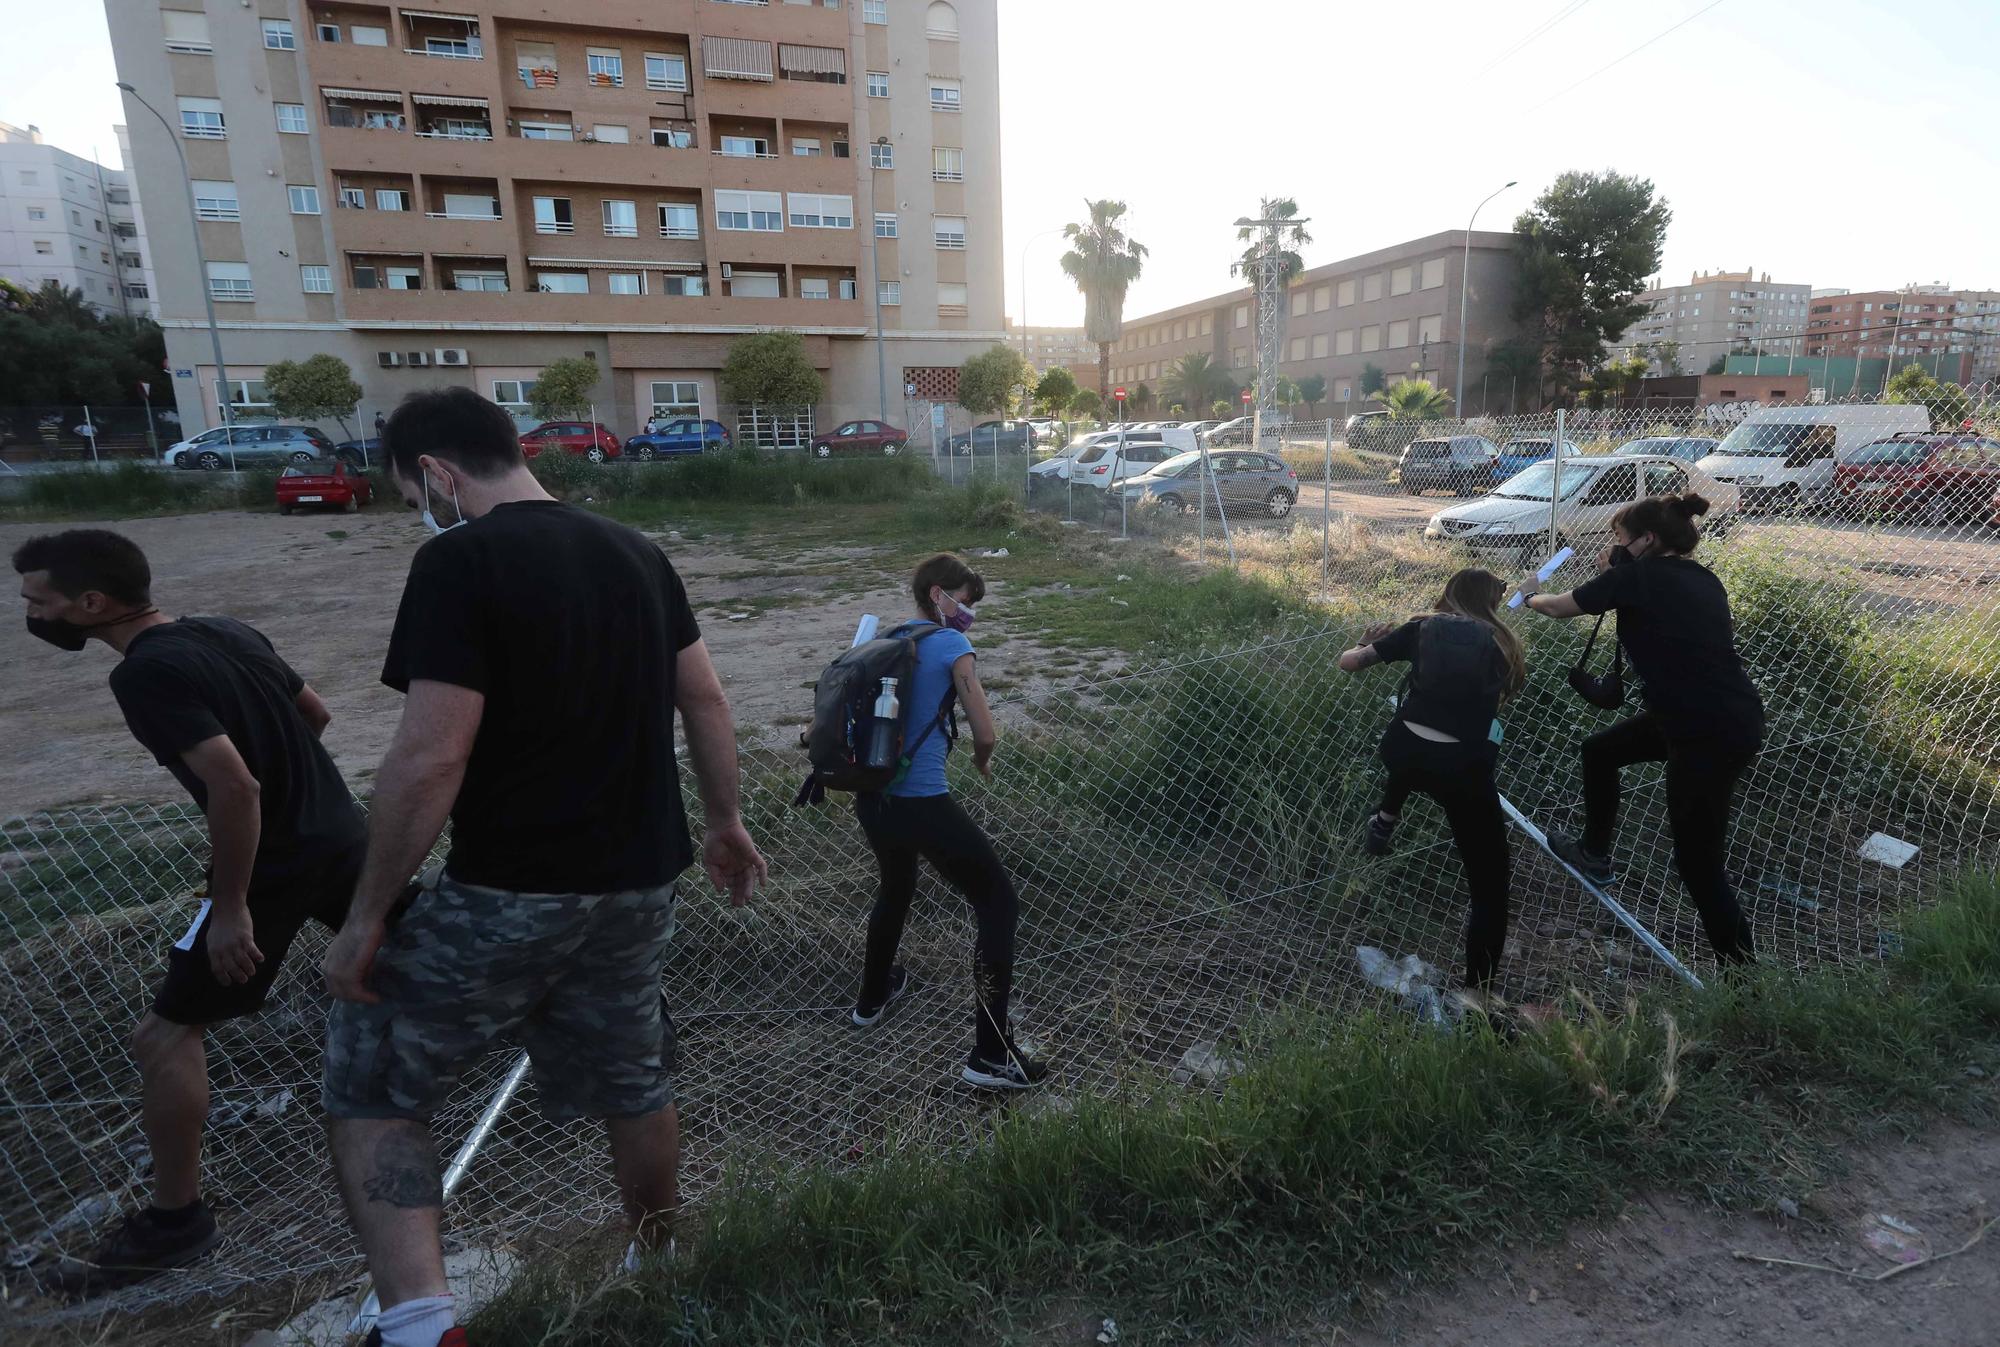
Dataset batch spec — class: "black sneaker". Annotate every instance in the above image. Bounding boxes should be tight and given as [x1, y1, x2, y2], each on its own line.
[44, 1200, 220, 1300]
[1548, 831, 1618, 887]
[851, 966, 913, 1028]
[961, 1042, 1049, 1091]
[1363, 811, 1398, 857]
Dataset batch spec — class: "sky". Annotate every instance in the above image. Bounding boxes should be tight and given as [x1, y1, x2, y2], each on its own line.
[10, 0, 1998, 329]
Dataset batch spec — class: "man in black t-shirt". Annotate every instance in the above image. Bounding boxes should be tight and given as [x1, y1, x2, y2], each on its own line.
[13, 529, 366, 1298]
[319, 388, 766, 1347]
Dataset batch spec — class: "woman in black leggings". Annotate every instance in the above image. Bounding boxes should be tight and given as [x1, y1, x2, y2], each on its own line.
[1338, 568, 1526, 990]
[1521, 492, 1764, 964]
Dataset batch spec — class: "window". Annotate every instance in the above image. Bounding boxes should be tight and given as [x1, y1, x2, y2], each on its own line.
[192, 181, 239, 221]
[793, 138, 822, 157]
[659, 203, 699, 238]
[587, 48, 624, 87]
[71, 210, 83, 227]
[933, 215, 966, 249]
[1390, 265, 1413, 296]
[276, 102, 309, 133]
[864, 0, 887, 21]
[493, 380, 529, 407]
[1291, 290, 1307, 318]
[730, 271, 781, 299]
[930, 78, 961, 111]
[1314, 285, 1330, 312]
[715, 189, 783, 231]
[338, 187, 365, 209]
[1234, 304, 1249, 328]
[938, 282, 968, 311]
[376, 189, 411, 212]
[932, 147, 964, 181]
[1337, 279, 1355, 306]
[592, 124, 630, 144]
[801, 278, 830, 300]
[300, 265, 332, 293]
[1387, 319, 1410, 348]
[262, 19, 295, 49]
[1360, 325, 1381, 352]
[645, 53, 689, 91]
[788, 193, 854, 228]
[1417, 314, 1442, 344]
[32, 240, 52, 255]
[317, 22, 341, 41]
[1362, 273, 1383, 302]
[451, 270, 507, 291]
[926, 1, 959, 39]
[519, 121, 573, 140]
[162, 10, 211, 52]
[351, 24, 388, 46]
[879, 280, 901, 305]
[124, 282, 151, 299]
[1288, 336, 1306, 360]
[867, 71, 889, 97]
[1421, 258, 1445, 291]
[608, 273, 643, 295]
[661, 274, 705, 296]
[720, 135, 770, 158]
[440, 192, 500, 218]
[533, 197, 573, 233]
[288, 185, 321, 214]
[517, 40, 557, 88]
[26, 207, 45, 221]
[179, 97, 225, 138]
[536, 271, 589, 294]
[838, 277, 856, 300]
[870, 141, 894, 169]
[650, 382, 701, 418]
[381, 266, 421, 291]
[874, 212, 898, 238]
[17, 170, 36, 186]
[206, 261, 252, 301]
[602, 200, 638, 237]
[1201, 314, 1213, 335]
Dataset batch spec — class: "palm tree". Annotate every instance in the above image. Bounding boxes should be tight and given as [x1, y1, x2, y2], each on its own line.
[30, 282, 101, 330]
[1376, 378, 1454, 420]
[1230, 197, 1312, 342]
[1165, 352, 1231, 415]
[1059, 200, 1148, 403]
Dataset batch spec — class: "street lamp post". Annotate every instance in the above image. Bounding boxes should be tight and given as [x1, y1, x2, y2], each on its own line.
[117, 81, 237, 466]
[1456, 180, 1516, 420]
[871, 137, 892, 420]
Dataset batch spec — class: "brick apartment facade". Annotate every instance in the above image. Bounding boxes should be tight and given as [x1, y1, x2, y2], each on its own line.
[109, 0, 1003, 437]
[1806, 287, 1992, 385]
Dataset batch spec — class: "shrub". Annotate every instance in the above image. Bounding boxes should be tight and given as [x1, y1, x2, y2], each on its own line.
[17, 463, 210, 516]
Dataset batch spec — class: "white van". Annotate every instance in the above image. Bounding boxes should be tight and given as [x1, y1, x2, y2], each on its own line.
[1700, 404, 1929, 510]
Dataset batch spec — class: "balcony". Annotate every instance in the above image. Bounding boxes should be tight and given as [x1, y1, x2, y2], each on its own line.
[413, 94, 493, 139]
[404, 13, 483, 60]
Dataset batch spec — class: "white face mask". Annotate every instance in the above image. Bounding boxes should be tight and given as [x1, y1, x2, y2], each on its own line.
[421, 471, 466, 537]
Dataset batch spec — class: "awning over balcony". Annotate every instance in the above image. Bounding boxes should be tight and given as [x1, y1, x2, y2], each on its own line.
[401, 9, 478, 21]
[527, 256, 706, 272]
[702, 36, 773, 81]
[322, 88, 404, 103]
[411, 92, 489, 108]
[778, 43, 846, 77]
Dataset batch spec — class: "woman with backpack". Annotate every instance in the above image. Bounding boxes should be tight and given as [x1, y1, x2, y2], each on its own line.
[1519, 492, 1763, 965]
[1337, 567, 1526, 991]
[849, 553, 1047, 1090]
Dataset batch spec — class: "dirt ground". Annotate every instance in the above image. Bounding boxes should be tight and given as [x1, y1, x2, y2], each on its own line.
[0, 508, 1052, 817]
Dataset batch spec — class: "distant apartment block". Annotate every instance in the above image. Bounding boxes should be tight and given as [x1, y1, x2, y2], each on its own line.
[0, 122, 156, 318]
[1004, 320, 1091, 372]
[1617, 269, 1812, 371]
[108, 0, 1003, 436]
[1109, 230, 1519, 414]
[1805, 285, 1996, 383]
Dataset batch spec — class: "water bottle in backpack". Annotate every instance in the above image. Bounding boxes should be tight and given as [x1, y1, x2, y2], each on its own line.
[863, 676, 901, 771]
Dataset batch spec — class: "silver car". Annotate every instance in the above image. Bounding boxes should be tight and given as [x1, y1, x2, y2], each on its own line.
[1423, 454, 1739, 564]
[1112, 449, 1299, 518]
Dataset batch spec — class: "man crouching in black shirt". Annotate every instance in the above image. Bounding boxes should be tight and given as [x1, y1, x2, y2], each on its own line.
[13, 530, 366, 1297]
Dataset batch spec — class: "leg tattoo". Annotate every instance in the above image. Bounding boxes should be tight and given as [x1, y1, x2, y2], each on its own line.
[362, 1125, 443, 1209]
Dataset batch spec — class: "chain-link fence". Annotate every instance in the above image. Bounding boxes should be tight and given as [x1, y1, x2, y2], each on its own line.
[4, 389, 1997, 1326]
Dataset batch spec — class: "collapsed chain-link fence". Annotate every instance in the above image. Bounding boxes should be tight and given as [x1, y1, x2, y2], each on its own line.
[4, 390, 1997, 1327]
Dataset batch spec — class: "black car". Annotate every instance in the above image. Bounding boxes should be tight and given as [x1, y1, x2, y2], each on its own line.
[1395, 435, 1501, 496]
[945, 420, 1037, 456]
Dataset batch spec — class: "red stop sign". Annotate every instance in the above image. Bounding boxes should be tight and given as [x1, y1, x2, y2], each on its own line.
[1113, 387, 1127, 401]
[1240, 389, 1252, 403]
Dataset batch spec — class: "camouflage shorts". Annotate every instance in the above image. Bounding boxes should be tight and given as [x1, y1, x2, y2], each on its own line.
[322, 871, 679, 1123]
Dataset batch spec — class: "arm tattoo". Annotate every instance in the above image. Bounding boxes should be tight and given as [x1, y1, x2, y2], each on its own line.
[362, 1123, 443, 1209]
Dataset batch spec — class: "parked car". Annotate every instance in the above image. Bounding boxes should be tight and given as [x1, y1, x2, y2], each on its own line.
[1343, 409, 1392, 450]
[945, 420, 1037, 456]
[1833, 432, 2000, 523]
[520, 420, 621, 462]
[626, 418, 731, 459]
[1027, 430, 1164, 489]
[1112, 449, 1299, 519]
[1180, 419, 1224, 439]
[1394, 435, 1501, 497]
[332, 436, 382, 468]
[1025, 418, 1070, 447]
[1204, 416, 1262, 446]
[1613, 435, 1721, 464]
[1424, 454, 1738, 566]
[1701, 404, 1929, 511]
[172, 424, 335, 470]
[1990, 481, 2000, 531]
[1494, 436, 1583, 482]
[276, 459, 373, 515]
[807, 419, 907, 458]
[1070, 436, 1183, 493]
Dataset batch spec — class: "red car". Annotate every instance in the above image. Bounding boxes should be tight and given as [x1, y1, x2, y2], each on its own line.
[520, 420, 622, 463]
[1835, 433, 2000, 523]
[277, 459, 373, 515]
[810, 419, 909, 458]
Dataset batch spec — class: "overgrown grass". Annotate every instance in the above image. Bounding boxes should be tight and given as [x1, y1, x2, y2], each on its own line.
[533, 450, 938, 509]
[476, 869, 2000, 1347]
[7, 463, 213, 518]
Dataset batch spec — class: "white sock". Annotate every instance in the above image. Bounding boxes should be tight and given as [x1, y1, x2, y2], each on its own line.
[377, 1293, 455, 1347]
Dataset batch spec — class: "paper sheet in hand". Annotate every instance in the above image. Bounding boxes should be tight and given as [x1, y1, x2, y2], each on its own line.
[173, 900, 212, 951]
[1507, 546, 1574, 608]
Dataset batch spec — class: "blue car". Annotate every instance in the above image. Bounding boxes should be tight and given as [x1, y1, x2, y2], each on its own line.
[1495, 436, 1582, 482]
[333, 437, 381, 468]
[626, 418, 731, 459]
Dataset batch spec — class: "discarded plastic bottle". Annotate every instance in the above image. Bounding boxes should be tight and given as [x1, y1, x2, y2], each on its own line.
[864, 676, 901, 770]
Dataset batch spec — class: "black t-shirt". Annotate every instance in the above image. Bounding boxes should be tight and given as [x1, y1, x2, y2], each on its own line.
[1370, 616, 1508, 744]
[381, 501, 701, 893]
[1572, 556, 1765, 744]
[110, 617, 365, 884]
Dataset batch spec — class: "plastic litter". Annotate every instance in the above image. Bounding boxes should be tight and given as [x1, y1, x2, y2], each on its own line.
[1116, 574, 1132, 581]
[1355, 946, 1458, 1028]
[1756, 876, 1820, 912]
[977, 547, 1009, 558]
[1170, 1041, 1244, 1086]
[1096, 1317, 1120, 1345]
[1859, 832, 1920, 868]
[1862, 1213, 1929, 1264]
[1876, 929, 1904, 960]
[1108, 597, 1130, 607]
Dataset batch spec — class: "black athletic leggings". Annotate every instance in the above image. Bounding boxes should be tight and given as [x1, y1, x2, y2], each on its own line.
[1580, 710, 1757, 963]
[854, 792, 1018, 1060]
[1377, 721, 1511, 987]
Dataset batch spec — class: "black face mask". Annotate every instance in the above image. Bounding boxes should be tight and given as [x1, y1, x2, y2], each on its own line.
[25, 608, 155, 652]
[1607, 544, 1636, 567]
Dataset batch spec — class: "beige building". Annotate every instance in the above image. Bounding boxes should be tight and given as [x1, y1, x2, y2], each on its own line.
[0, 122, 155, 318]
[1002, 320, 1090, 372]
[108, 0, 1003, 438]
[1617, 269, 1813, 373]
[1107, 230, 1520, 415]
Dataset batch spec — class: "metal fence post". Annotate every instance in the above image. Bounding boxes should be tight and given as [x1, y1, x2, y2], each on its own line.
[1321, 417, 1333, 585]
[1548, 407, 1565, 558]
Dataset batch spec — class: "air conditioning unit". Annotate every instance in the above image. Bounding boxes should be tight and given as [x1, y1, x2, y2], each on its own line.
[377, 351, 403, 368]
[435, 347, 469, 367]
[406, 351, 431, 367]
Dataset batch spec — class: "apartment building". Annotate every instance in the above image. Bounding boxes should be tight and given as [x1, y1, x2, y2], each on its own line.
[1804, 286, 1984, 381]
[108, 0, 1002, 437]
[1108, 230, 1519, 415]
[1616, 269, 1812, 372]
[0, 122, 155, 318]
[1002, 320, 1090, 372]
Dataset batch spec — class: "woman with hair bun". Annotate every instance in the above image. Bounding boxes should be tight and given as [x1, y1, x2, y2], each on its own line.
[1518, 492, 1764, 964]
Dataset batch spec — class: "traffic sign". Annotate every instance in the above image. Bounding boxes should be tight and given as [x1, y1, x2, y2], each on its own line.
[1240, 389, 1252, 403]
[1113, 387, 1126, 401]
